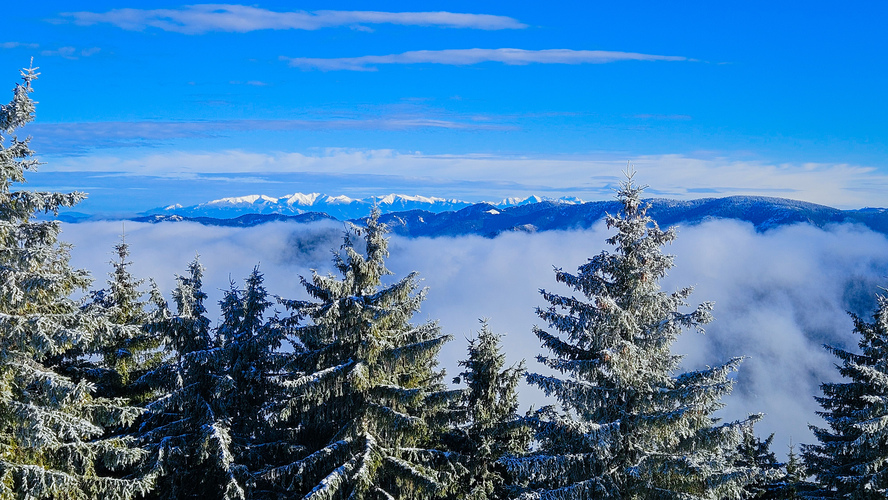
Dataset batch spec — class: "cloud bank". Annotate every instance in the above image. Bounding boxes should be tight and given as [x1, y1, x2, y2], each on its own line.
[62, 219, 888, 458]
[44, 150, 888, 209]
[282, 48, 690, 71]
[59, 5, 526, 34]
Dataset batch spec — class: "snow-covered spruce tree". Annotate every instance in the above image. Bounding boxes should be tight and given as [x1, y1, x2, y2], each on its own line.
[802, 291, 888, 499]
[733, 434, 813, 499]
[777, 443, 818, 500]
[86, 237, 161, 401]
[267, 209, 460, 499]
[0, 63, 151, 498]
[513, 173, 760, 499]
[733, 429, 785, 499]
[448, 320, 532, 499]
[137, 259, 247, 499]
[216, 267, 296, 494]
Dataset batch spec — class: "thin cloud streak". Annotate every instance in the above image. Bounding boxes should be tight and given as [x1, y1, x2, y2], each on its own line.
[27, 119, 512, 152]
[633, 113, 693, 121]
[229, 80, 269, 87]
[283, 48, 690, 71]
[58, 5, 526, 34]
[1, 42, 39, 49]
[2, 42, 97, 59]
[39, 46, 101, 59]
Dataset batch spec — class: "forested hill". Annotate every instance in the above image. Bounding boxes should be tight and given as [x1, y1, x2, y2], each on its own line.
[129, 195, 888, 237]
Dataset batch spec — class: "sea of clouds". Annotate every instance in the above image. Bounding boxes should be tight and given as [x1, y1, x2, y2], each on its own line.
[62, 218, 888, 459]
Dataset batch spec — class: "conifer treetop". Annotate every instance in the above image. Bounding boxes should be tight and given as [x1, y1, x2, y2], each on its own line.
[271, 209, 460, 499]
[517, 170, 758, 499]
[0, 59, 38, 134]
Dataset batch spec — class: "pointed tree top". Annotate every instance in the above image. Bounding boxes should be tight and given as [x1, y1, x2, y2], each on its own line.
[615, 164, 649, 217]
[21, 58, 39, 88]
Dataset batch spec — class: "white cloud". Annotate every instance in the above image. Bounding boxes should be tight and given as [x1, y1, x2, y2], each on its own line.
[1, 42, 39, 49]
[59, 5, 526, 34]
[633, 113, 692, 121]
[62, 219, 888, 458]
[282, 48, 689, 71]
[664, 221, 888, 450]
[39, 46, 101, 59]
[46, 150, 888, 209]
[229, 80, 268, 86]
[28, 119, 510, 153]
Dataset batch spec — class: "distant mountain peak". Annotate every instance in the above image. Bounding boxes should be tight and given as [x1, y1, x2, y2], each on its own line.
[144, 192, 583, 221]
[207, 194, 278, 206]
[280, 193, 322, 205]
[324, 195, 356, 205]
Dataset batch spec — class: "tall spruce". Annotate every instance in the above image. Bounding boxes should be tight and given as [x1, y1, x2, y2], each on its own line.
[512, 173, 760, 499]
[137, 259, 246, 499]
[216, 267, 294, 495]
[267, 210, 460, 499]
[777, 442, 812, 499]
[0, 63, 151, 498]
[87, 236, 160, 401]
[449, 320, 531, 499]
[734, 429, 783, 499]
[802, 291, 888, 499]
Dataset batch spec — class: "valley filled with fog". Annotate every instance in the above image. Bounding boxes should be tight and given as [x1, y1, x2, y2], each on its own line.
[63, 218, 888, 459]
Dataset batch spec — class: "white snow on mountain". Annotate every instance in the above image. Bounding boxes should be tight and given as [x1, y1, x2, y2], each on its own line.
[146, 193, 583, 220]
[281, 193, 323, 206]
[207, 195, 279, 206]
[323, 195, 355, 205]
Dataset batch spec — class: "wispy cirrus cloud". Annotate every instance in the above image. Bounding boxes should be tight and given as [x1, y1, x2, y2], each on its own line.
[282, 48, 691, 71]
[633, 113, 693, 121]
[26, 117, 512, 153]
[40, 46, 101, 59]
[2, 42, 100, 59]
[57, 5, 526, 34]
[229, 80, 268, 86]
[1, 42, 40, 49]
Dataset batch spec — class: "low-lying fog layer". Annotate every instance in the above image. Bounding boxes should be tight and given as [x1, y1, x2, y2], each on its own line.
[62, 218, 888, 459]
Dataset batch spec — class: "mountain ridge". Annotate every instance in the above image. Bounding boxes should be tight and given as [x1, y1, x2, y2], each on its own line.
[127, 195, 888, 238]
[143, 193, 583, 221]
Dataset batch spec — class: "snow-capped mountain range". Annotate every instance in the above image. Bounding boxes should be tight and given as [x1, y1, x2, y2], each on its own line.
[148, 193, 583, 221]
[133, 193, 888, 238]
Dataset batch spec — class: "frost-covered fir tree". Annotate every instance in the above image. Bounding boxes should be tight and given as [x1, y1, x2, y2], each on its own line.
[0, 63, 152, 499]
[216, 268, 295, 495]
[138, 259, 247, 499]
[802, 291, 888, 499]
[514, 173, 759, 499]
[774, 442, 813, 500]
[448, 320, 531, 499]
[86, 236, 161, 400]
[267, 210, 460, 499]
[734, 429, 784, 499]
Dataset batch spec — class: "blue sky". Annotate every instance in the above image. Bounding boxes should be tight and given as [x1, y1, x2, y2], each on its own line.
[2, 1, 886, 214]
